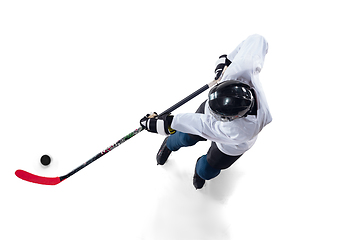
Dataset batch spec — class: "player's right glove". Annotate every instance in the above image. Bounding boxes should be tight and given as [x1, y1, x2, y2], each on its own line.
[214, 54, 232, 80]
[140, 113, 176, 136]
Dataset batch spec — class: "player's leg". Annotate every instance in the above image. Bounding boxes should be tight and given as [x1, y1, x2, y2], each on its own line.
[193, 142, 243, 189]
[157, 132, 205, 165]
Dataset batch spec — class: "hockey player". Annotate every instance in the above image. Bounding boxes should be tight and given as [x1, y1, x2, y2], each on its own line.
[140, 34, 272, 189]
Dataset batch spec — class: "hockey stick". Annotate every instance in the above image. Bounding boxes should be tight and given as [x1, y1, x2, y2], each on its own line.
[15, 67, 227, 185]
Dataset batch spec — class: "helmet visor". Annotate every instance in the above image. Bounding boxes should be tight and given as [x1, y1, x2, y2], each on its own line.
[208, 105, 240, 122]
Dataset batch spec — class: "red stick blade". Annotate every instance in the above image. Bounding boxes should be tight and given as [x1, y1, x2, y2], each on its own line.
[15, 170, 61, 185]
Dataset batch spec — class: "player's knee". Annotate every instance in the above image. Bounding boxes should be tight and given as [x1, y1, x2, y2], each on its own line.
[178, 132, 198, 147]
[196, 155, 221, 180]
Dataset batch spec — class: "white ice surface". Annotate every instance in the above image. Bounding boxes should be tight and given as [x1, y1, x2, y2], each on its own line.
[1, 1, 360, 239]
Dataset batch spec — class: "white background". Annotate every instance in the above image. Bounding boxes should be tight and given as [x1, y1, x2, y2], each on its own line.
[1, 0, 359, 239]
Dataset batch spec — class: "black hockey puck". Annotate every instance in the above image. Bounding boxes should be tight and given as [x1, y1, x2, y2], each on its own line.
[40, 155, 51, 166]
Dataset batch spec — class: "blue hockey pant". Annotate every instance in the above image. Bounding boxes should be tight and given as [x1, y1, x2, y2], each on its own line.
[166, 131, 242, 181]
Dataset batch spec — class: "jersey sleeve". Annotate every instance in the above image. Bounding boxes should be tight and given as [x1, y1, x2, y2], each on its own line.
[171, 113, 256, 145]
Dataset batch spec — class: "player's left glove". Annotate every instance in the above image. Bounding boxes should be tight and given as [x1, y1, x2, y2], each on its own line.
[140, 113, 176, 136]
[214, 54, 232, 80]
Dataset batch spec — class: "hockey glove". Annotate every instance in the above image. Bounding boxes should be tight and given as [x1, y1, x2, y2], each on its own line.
[214, 54, 232, 80]
[140, 113, 176, 136]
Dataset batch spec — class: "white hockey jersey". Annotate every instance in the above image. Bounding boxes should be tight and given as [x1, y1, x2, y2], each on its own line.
[171, 34, 272, 156]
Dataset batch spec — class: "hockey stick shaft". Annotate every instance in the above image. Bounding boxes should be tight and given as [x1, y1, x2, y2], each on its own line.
[61, 76, 220, 182]
[61, 76, 218, 182]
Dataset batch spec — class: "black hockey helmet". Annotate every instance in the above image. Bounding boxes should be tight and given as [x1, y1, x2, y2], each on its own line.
[208, 80, 254, 122]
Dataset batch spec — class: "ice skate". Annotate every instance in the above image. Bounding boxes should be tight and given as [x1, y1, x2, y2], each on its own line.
[156, 137, 172, 165]
[193, 170, 205, 190]
[193, 158, 205, 189]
